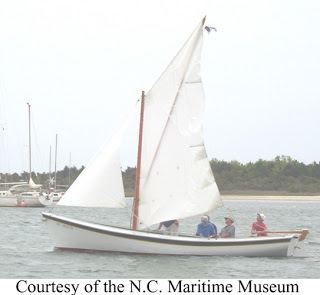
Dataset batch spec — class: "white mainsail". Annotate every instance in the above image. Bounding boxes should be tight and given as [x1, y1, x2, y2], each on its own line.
[57, 109, 136, 208]
[138, 17, 222, 228]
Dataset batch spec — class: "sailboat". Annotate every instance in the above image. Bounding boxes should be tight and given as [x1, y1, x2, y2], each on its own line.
[48, 135, 65, 203]
[0, 103, 52, 207]
[42, 17, 308, 256]
[0, 181, 26, 205]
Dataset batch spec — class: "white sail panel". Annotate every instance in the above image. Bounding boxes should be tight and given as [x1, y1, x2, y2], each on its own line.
[138, 18, 222, 228]
[57, 110, 135, 208]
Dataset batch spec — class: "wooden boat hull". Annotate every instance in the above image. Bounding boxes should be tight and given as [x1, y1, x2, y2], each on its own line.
[42, 212, 300, 257]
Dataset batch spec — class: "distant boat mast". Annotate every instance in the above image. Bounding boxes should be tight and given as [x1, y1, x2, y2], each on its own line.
[54, 134, 58, 191]
[68, 152, 71, 186]
[49, 145, 52, 190]
[27, 102, 32, 181]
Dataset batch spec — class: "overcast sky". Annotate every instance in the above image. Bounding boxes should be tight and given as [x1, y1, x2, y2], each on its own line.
[0, 0, 319, 173]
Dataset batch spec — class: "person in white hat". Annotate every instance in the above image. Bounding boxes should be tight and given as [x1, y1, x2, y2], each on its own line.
[219, 216, 235, 238]
[251, 213, 268, 237]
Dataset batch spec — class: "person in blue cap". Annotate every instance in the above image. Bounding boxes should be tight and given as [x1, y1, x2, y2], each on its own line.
[196, 215, 217, 238]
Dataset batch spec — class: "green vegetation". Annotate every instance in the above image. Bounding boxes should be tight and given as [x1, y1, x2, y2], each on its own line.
[1, 156, 320, 195]
[0, 166, 84, 190]
[211, 156, 320, 195]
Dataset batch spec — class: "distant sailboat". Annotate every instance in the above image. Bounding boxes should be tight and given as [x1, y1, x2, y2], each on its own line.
[43, 17, 308, 256]
[0, 181, 27, 200]
[49, 134, 65, 203]
[0, 103, 51, 207]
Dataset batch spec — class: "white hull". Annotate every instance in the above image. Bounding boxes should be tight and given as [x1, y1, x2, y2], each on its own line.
[0, 195, 52, 207]
[50, 192, 64, 203]
[42, 213, 300, 257]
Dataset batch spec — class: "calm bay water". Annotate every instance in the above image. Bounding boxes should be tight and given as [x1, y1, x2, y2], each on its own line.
[0, 200, 319, 278]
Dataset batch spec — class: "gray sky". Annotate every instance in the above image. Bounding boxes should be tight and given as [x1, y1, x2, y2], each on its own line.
[0, 0, 319, 173]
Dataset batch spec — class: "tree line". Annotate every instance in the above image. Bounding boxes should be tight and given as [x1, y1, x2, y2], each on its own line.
[210, 156, 320, 195]
[1, 156, 320, 195]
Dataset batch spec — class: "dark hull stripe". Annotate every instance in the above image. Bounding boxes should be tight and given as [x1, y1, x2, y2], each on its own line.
[43, 213, 295, 247]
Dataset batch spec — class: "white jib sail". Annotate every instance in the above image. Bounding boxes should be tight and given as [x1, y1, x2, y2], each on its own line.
[58, 106, 136, 208]
[138, 17, 222, 229]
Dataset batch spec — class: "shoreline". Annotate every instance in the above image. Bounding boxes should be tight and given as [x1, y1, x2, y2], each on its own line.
[126, 195, 320, 201]
[222, 195, 320, 201]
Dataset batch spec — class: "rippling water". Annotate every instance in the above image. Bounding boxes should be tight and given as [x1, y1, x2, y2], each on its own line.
[0, 199, 319, 278]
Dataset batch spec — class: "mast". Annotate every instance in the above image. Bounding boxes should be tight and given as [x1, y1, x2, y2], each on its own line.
[4, 174, 7, 190]
[131, 91, 145, 230]
[49, 145, 52, 190]
[54, 134, 58, 191]
[27, 102, 32, 181]
[68, 152, 71, 186]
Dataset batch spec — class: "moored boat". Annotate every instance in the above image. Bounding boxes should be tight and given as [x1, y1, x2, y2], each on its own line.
[0, 182, 52, 207]
[49, 191, 64, 203]
[0, 188, 18, 207]
[0, 104, 53, 207]
[0, 191, 52, 207]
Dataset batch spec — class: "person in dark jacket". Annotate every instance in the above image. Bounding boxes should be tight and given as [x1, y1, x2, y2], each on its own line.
[158, 219, 179, 235]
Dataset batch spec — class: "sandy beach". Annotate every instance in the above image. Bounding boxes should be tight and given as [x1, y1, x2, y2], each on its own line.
[222, 195, 320, 201]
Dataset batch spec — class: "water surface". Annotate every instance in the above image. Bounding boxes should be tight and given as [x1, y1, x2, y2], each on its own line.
[0, 200, 319, 278]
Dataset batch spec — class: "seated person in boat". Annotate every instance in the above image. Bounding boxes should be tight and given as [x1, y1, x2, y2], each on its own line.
[251, 213, 268, 236]
[205, 214, 218, 236]
[158, 219, 179, 235]
[196, 215, 217, 238]
[219, 216, 235, 238]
